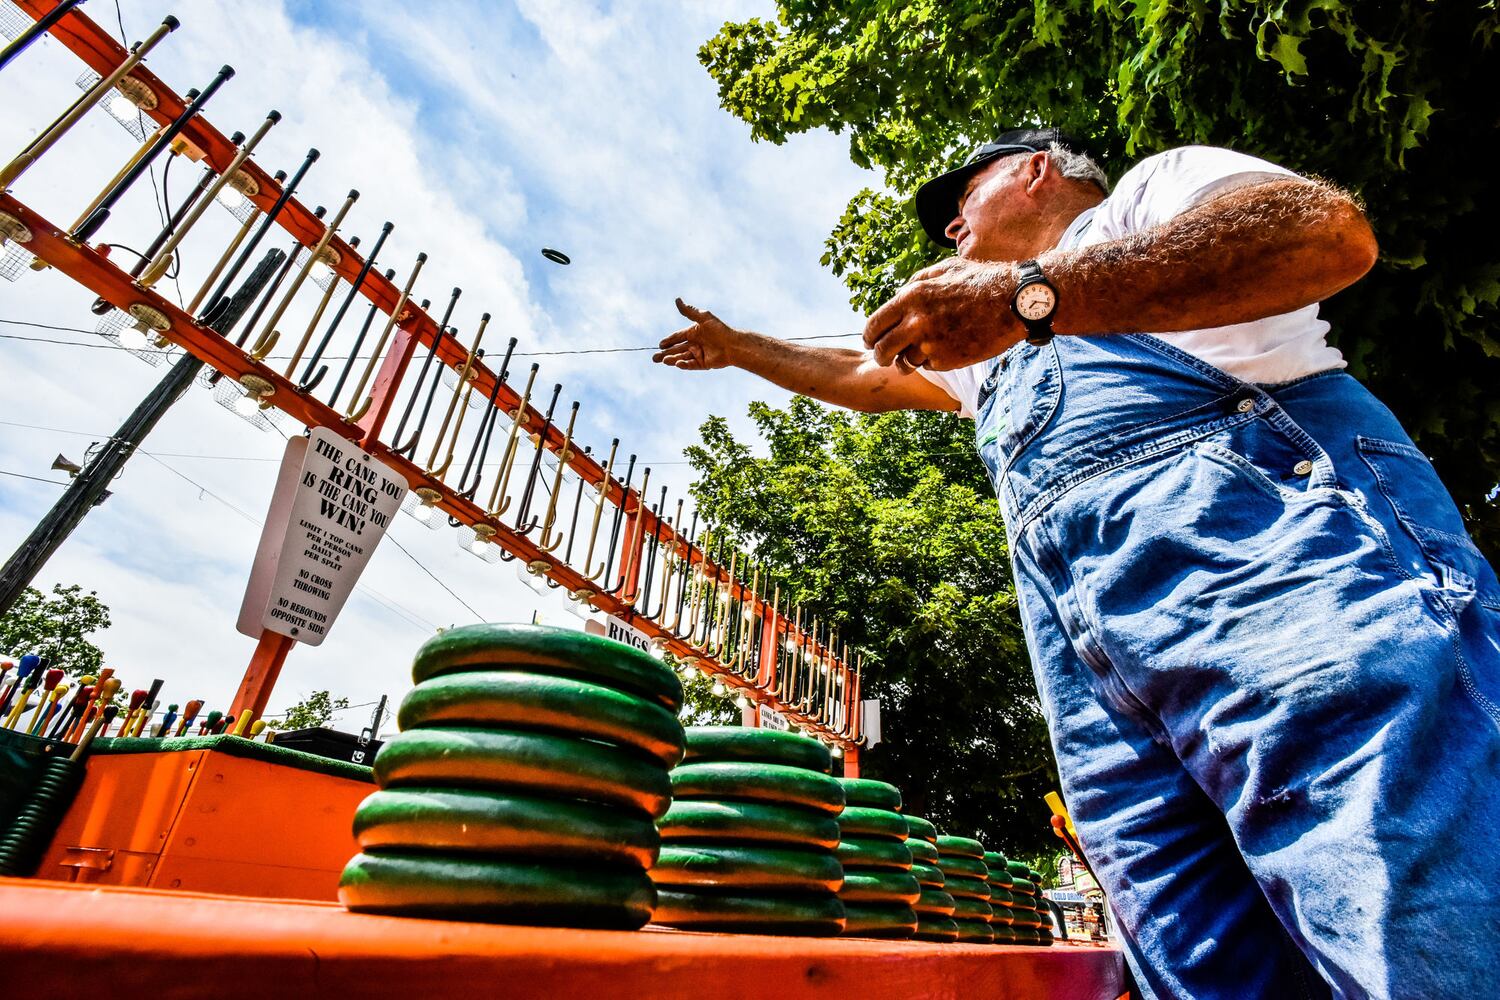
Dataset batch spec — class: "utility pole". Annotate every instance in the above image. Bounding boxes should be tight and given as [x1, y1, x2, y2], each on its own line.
[0, 248, 283, 617]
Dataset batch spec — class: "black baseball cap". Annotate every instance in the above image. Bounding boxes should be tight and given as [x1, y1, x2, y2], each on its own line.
[914, 127, 1098, 248]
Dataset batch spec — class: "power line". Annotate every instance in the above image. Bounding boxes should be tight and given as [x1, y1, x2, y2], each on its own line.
[0, 316, 862, 358]
[0, 417, 972, 472]
[385, 533, 485, 623]
[0, 469, 68, 486]
[136, 450, 266, 526]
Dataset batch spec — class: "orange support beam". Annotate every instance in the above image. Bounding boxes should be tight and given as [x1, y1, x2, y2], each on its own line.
[227, 631, 296, 721]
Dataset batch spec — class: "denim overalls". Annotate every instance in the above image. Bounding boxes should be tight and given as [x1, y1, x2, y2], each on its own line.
[974, 331, 1500, 999]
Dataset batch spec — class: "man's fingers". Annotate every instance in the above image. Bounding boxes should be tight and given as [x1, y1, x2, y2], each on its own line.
[895, 344, 929, 373]
[676, 297, 711, 323]
[869, 317, 921, 367]
[658, 329, 691, 350]
[656, 345, 697, 365]
[863, 289, 911, 349]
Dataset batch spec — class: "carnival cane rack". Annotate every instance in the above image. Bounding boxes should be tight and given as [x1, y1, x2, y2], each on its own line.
[0, 0, 865, 753]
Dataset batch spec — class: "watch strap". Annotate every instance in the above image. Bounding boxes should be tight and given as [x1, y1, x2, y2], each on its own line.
[1011, 260, 1056, 347]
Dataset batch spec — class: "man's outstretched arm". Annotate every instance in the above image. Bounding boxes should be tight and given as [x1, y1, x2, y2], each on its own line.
[653, 299, 958, 414]
[864, 177, 1380, 370]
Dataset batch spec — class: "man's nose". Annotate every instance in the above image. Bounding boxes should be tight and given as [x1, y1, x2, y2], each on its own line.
[944, 214, 964, 242]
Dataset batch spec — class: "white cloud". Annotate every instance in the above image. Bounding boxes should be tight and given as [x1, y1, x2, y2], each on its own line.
[0, 0, 877, 731]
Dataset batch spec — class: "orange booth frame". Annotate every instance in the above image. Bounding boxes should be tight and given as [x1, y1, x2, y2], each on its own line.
[36, 734, 369, 899]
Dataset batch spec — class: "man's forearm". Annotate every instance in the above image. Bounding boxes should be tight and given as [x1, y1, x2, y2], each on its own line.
[726, 330, 953, 413]
[1046, 179, 1379, 336]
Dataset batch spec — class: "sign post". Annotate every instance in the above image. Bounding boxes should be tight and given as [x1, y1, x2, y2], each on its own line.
[230, 428, 408, 719]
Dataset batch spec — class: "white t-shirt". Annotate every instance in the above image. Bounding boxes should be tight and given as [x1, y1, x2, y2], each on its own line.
[919, 145, 1347, 417]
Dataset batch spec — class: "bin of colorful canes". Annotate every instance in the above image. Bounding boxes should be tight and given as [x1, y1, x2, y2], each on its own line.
[834, 778, 918, 938]
[905, 815, 957, 941]
[984, 850, 1019, 943]
[936, 834, 994, 943]
[651, 726, 845, 935]
[1029, 864, 1055, 945]
[339, 624, 685, 928]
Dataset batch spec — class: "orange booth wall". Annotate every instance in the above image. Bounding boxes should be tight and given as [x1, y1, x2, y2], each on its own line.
[36, 735, 370, 899]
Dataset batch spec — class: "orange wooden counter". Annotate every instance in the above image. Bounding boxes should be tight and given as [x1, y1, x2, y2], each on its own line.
[1, 879, 1125, 999]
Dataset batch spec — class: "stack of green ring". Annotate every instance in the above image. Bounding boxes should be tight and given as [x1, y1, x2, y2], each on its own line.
[651, 726, 846, 935]
[936, 835, 994, 943]
[906, 816, 957, 942]
[1029, 864, 1055, 945]
[1004, 859, 1047, 944]
[339, 624, 685, 929]
[834, 778, 917, 938]
[983, 850, 1019, 944]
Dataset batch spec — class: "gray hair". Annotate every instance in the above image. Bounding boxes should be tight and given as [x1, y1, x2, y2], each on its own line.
[1047, 141, 1110, 194]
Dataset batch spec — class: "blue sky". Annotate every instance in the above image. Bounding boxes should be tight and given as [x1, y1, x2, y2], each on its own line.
[0, 0, 879, 731]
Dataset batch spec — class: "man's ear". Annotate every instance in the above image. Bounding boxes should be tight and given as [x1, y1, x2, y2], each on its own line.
[1024, 151, 1051, 196]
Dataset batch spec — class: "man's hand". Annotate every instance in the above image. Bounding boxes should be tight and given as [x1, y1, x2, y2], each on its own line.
[863, 257, 1026, 370]
[651, 296, 960, 413]
[653, 298, 739, 370]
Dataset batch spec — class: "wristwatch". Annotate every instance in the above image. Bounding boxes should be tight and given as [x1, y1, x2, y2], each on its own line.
[1011, 260, 1058, 346]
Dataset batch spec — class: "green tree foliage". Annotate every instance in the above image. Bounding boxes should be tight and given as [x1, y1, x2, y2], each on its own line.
[701, 1, 1500, 554]
[0, 584, 111, 679]
[674, 661, 742, 726]
[687, 399, 1057, 856]
[267, 690, 350, 733]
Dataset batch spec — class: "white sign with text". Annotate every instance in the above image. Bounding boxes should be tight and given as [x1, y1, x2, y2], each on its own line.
[237, 428, 407, 646]
[757, 704, 790, 731]
[602, 614, 653, 655]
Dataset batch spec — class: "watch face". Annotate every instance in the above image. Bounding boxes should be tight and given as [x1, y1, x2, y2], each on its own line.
[1016, 282, 1056, 321]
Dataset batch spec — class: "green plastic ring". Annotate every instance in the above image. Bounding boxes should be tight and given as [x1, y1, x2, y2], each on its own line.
[373, 727, 671, 818]
[953, 918, 996, 943]
[683, 726, 832, 773]
[670, 761, 845, 815]
[911, 861, 945, 888]
[935, 834, 984, 859]
[838, 869, 921, 904]
[836, 805, 910, 841]
[657, 800, 840, 850]
[913, 915, 959, 942]
[907, 838, 940, 864]
[651, 843, 843, 892]
[840, 902, 918, 938]
[835, 835, 913, 871]
[937, 854, 988, 879]
[353, 787, 659, 869]
[838, 777, 902, 810]
[397, 671, 684, 767]
[904, 815, 938, 843]
[914, 887, 956, 916]
[942, 874, 991, 900]
[411, 623, 682, 709]
[952, 896, 994, 921]
[651, 888, 845, 936]
[338, 850, 655, 929]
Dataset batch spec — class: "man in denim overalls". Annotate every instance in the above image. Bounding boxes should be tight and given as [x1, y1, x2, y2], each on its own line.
[655, 128, 1499, 998]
